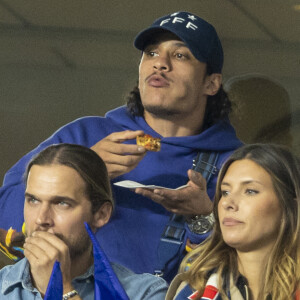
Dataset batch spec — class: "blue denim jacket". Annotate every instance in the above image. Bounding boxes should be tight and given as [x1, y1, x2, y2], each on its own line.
[0, 259, 168, 299]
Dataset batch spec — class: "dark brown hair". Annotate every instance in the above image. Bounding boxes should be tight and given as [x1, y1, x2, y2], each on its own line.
[24, 143, 114, 214]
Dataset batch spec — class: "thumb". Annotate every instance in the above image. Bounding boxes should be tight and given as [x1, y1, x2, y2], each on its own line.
[187, 169, 207, 189]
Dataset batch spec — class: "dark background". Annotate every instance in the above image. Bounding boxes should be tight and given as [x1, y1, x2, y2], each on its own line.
[0, 0, 299, 181]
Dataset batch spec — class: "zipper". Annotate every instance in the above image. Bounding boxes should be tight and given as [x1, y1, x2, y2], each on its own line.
[244, 284, 249, 300]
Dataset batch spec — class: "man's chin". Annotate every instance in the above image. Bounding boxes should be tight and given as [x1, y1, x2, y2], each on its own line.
[69, 241, 92, 260]
[143, 105, 181, 118]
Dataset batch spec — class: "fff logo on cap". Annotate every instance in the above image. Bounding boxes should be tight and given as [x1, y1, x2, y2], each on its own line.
[159, 13, 198, 31]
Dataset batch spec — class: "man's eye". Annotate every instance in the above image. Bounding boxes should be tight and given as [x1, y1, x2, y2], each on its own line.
[57, 201, 70, 207]
[174, 52, 187, 59]
[27, 197, 39, 204]
[175, 53, 184, 58]
[149, 51, 158, 57]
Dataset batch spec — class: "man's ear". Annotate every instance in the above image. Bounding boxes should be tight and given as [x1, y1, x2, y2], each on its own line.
[92, 202, 112, 229]
[204, 74, 222, 96]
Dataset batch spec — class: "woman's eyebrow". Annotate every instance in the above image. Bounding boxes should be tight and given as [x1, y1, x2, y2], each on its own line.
[221, 180, 263, 186]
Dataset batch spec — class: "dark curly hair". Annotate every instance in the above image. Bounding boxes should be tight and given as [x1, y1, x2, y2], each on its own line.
[126, 82, 231, 129]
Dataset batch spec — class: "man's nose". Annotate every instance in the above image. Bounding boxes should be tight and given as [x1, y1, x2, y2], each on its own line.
[35, 204, 53, 227]
[153, 54, 171, 72]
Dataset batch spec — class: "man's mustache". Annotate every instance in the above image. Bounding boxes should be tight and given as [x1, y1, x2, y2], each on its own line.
[145, 72, 172, 83]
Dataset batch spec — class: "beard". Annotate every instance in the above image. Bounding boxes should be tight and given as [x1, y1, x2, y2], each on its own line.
[25, 224, 94, 262]
[143, 103, 183, 118]
[54, 231, 92, 260]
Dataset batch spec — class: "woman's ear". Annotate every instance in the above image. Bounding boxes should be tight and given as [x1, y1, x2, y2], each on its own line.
[204, 74, 222, 96]
[92, 202, 112, 229]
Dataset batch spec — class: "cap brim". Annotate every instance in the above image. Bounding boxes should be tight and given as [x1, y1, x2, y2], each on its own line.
[134, 26, 182, 51]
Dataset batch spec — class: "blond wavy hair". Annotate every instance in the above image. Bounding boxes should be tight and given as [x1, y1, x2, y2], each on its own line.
[180, 144, 300, 299]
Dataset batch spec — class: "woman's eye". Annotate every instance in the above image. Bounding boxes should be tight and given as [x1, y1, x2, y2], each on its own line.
[245, 189, 259, 195]
[221, 190, 229, 197]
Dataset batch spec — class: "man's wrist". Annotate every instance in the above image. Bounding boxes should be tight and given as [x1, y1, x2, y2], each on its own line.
[63, 283, 77, 298]
[63, 289, 79, 300]
[185, 212, 215, 234]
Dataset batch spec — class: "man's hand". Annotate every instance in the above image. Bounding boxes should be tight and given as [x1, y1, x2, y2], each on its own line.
[24, 231, 72, 296]
[135, 169, 213, 215]
[91, 130, 147, 179]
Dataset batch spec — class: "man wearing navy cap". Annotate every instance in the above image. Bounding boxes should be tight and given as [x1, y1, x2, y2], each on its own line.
[0, 12, 241, 282]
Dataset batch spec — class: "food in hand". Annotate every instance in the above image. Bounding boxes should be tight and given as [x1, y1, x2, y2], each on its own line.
[136, 134, 161, 152]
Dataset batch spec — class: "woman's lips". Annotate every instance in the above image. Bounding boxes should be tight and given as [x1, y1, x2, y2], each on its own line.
[147, 74, 170, 87]
[222, 217, 244, 226]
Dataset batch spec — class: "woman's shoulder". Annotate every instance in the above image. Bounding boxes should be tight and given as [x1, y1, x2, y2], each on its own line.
[165, 273, 195, 300]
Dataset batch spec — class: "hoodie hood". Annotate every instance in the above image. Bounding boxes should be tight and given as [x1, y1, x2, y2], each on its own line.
[105, 106, 242, 152]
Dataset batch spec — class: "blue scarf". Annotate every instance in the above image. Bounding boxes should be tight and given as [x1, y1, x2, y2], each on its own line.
[44, 223, 129, 300]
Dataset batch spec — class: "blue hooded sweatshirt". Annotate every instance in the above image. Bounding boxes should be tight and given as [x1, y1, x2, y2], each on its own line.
[0, 106, 242, 282]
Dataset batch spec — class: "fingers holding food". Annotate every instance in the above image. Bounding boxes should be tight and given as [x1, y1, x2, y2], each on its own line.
[136, 134, 161, 152]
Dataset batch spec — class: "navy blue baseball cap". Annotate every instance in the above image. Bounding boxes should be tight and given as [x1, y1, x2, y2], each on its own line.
[134, 11, 223, 73]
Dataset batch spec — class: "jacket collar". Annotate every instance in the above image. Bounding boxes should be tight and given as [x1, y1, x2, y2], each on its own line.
[1, 258, 94, 295]
[1, 259, 36, 294]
